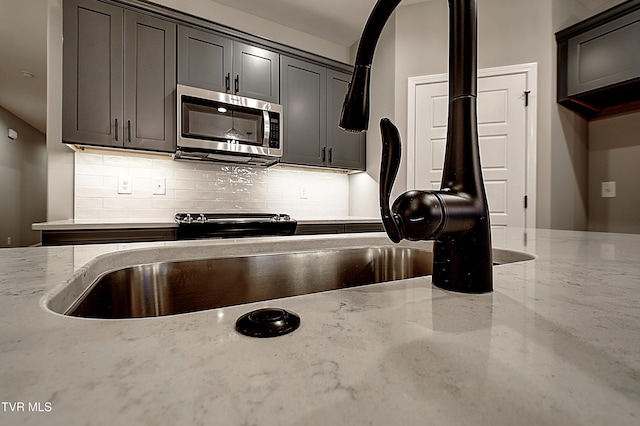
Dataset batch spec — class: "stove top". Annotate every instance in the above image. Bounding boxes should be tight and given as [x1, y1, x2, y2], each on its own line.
[174, 213, 297, 239]
[175, 213, 293, 225]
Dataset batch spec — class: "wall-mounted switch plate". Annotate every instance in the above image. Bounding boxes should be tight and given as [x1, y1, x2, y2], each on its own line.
[118, 176, 132, 194]
[153, 178, 166, 195]
[601, 181, 616, 198]
[299, 185, 308, 199]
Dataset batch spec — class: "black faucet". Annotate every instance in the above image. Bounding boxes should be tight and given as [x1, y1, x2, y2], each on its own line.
[340, 0, 492, 293]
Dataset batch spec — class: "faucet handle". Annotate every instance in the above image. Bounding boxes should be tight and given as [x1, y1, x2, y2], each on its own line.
[379, 118, 403, 243]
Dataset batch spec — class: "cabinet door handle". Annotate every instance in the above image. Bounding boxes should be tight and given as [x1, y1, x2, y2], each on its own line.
[114, 118, 119, 141]
[322, 147, 326, 162]
[234, 75, 239, 93]
[225, 73, 230, 91]
[127, 120, 131, 142]
[329, 148, 333, 163]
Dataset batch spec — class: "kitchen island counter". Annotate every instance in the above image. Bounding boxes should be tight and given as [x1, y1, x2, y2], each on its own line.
[1, 229, 638, 425]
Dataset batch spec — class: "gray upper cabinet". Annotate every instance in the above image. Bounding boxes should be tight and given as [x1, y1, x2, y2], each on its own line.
[280, 56, 365, 170]
[280, 56, 327, 167]
[178, 26, 279, 103]
[63, 0, 123, 148]
[326, 70, 366, 170]
[124, 12, 176, 152]
[62, 0, 357, 163]
[178, 27, 232, 94]
[234, 42, 279, 103]
[63, 0, 176, 152]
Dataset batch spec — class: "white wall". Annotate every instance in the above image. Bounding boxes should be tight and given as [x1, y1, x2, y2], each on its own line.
[0, 106, 47, 247]
[46, 0, 73, 222]
[588, 110, 640, 234]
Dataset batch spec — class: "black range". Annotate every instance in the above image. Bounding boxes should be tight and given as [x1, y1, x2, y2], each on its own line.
[174, 213, 297, 240]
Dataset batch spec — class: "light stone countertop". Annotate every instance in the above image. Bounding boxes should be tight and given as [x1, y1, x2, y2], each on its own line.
[31, 216, 381, 231]
[1, 229, 639, 425]
[31, 218, 179, 230]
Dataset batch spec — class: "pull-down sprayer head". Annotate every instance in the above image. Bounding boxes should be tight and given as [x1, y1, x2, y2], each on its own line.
[338, 65, 372, 132]
[339, 0, 402, 132]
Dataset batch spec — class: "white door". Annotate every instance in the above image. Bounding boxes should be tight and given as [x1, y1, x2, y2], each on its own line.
[408, 64, 536, 245]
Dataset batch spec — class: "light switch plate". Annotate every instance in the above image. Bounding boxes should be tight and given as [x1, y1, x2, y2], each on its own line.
[299, 185, 308, 199]
[153, 178, 166, 195]
[118, 176, 132, 194]
[601, 181, 616, 198]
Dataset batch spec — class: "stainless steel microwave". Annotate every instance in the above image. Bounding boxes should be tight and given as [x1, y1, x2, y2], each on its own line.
[176, 84, 283, 167]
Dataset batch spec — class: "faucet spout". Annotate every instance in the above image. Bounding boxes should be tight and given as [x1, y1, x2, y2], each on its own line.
[340, 0, 493, 293]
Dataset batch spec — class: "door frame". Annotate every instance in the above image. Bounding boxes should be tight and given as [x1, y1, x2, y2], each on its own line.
[407, 62, 538, 229]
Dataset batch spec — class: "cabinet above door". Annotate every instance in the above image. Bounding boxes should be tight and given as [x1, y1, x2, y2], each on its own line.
[178, 26, 279, 104]
[556, 0, 640, 117]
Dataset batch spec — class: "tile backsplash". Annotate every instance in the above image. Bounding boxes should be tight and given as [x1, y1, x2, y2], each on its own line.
[74, 152, 350, 220]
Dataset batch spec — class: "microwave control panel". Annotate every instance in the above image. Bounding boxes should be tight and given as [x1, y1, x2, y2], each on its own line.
[268, 113, 280, 149]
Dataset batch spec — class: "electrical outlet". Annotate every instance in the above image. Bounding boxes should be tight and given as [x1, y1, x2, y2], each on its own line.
[153, 178, 166, 195]
[118, 176, 132, 194]
[7, 236, 11, 246]
[601, 181, 616, 198]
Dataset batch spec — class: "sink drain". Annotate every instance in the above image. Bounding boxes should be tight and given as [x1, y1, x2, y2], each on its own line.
[235, 308, 300, 338]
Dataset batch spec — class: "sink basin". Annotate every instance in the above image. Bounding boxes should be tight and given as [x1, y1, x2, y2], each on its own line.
[51, 243, 534, 319]
[66, 246, 433, 319]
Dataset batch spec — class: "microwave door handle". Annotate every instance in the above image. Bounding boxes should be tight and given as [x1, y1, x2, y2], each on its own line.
[263, 111, 270, 145]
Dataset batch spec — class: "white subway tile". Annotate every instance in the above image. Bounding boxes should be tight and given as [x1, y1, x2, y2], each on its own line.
[75, 175, 104, 188]
[103, 197, 149, 210]
[75, 208, 125, 219]
[167, 180, 195, 191]
[75, 152, 103, 165]
[75, 197, 103, 209]
[75, 186, 116, 198]
[127, 208, 175, 219]
[74, 152, 350, 220]
[103, 155, 131, 167]
[152, 199, 196, 210]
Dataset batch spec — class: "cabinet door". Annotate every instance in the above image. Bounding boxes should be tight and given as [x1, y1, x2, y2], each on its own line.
[233, 42, 279, 103]
[177, 26, 233, 93]
[280, 57, 326, 167]
[566, 8, 640, 97]
[326, 70, 366, 170]
[124, 11, 176, 152]
[63, 0, 123, 147]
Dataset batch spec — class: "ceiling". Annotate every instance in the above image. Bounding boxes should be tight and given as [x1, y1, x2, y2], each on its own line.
[211, 0, 425, 46]
[0, 0, 619, 136]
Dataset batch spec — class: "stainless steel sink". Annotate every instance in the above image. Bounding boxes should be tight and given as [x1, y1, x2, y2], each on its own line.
[66, 246, 433, 319]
